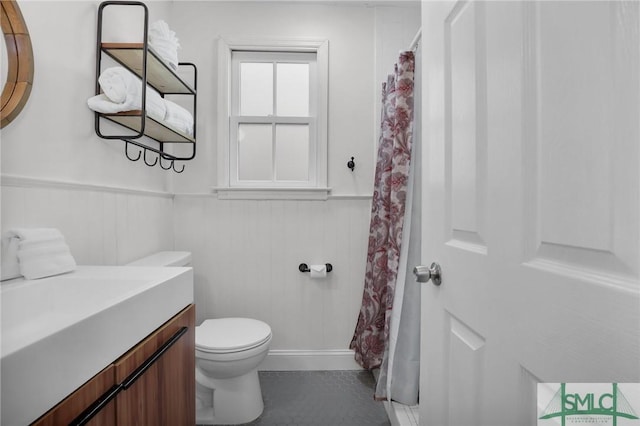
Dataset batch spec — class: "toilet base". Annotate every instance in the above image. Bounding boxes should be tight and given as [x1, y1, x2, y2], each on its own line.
[196, 368, 264, 425]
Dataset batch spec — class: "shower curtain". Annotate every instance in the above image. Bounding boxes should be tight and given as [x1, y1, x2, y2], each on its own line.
[349, 50, 416, 401]
[387, 42, 421, 405]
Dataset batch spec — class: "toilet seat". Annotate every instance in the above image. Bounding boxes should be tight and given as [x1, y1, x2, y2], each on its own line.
[196, 318, 272, 354]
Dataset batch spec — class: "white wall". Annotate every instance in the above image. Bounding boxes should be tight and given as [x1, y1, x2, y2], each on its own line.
[374, 5, 422, 138]
[174, 196, 371, 348]
[1, 1, 175, 265]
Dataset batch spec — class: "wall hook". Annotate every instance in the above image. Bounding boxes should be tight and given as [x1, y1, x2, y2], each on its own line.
[172, 162, 185, 173]
[125, 141, 142, 162]
[143, 149, 158, 167]
[158, 154, 184, 173]
[347, 156, 355, 171]
[122, 140, 186, 173]
[159, 155, 173, 170]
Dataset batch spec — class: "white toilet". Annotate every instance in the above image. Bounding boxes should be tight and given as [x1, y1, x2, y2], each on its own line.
[128, 251, 272, 425]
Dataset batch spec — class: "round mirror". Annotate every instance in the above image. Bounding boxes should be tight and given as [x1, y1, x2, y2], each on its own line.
[1, 0, 33, 128]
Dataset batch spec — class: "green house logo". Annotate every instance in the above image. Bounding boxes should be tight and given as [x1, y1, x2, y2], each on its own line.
[539, 383, 639, 426]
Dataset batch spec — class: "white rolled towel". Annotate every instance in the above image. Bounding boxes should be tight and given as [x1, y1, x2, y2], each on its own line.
[87, 94, 166, 122]
[148, 20, 180, 70]
[7, 228, 77, 280]
[164, 99, 193, 136]
[87, 67, 167, 121]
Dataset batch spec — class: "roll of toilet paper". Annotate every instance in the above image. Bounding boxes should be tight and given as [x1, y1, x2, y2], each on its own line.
[309, 264, 327, 279]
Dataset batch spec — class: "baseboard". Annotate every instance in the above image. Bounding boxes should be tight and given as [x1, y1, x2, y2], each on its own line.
[260, 349, 364, 371]
[384, 401, 420, 426]
[385, 401, 400, 426]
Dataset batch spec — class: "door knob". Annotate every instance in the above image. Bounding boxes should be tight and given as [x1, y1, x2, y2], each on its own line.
[413, 262, 442, 286]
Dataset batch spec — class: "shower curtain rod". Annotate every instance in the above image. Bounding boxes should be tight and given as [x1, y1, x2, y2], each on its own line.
[409, 27, 422, 51]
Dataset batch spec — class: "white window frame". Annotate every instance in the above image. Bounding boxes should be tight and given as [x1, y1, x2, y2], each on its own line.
[216, 38, 329, 200]
[230, 51, 317, 188]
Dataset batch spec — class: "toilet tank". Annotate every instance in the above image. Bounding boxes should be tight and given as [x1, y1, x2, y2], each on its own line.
[127, 251, 192, 267]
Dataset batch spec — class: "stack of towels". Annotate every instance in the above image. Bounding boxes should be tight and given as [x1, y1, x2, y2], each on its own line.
[1, 228, 77, 281]
[148, 20, 181, 71]
[87, 67, 194, 137]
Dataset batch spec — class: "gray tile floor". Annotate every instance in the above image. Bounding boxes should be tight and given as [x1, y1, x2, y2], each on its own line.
[208, 370, 390, 426]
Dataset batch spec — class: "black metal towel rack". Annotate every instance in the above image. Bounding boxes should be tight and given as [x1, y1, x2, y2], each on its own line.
[94, 1, 197, 173]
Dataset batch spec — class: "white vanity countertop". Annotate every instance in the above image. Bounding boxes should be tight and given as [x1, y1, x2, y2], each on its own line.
[1, 265, 194, 425]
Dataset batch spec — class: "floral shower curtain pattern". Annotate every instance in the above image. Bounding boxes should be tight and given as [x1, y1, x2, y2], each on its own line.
[349, 51, 415, 398]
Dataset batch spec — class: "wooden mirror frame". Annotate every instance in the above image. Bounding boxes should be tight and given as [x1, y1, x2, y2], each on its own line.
[1, 0, 33, 128]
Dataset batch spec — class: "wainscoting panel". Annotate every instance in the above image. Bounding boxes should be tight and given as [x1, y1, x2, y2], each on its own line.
[1, 176, 174, 266]
[173, 196, 372, 353]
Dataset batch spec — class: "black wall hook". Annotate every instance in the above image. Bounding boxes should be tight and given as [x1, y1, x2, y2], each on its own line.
[125, 142, 142, 162]
[143, 149, 158, 167]
[347, 156, 355, 171]
[159, 155, 185, 173]
[173, 162, 185, 173]
[123, 140, 186, 173]
[159, 155, 173, 170]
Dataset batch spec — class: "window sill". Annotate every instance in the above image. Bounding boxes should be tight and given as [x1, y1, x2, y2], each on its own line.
[212, 187, 332, 200]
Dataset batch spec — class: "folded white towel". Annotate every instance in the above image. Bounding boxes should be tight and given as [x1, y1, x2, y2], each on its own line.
[1, 233, 21, 281]
[164, 99, 193, 136]
[149, 42, 179, 71]
[17, 241, 77, 280]
[9, 228, 64, 242]
[148, 20, 180, 70]
[87, 94, 166, 122]
[87, 67, 167, 121]
[6, 228, 76, 280]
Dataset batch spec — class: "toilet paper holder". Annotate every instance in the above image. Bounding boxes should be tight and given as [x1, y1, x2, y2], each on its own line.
[299, 263, 333, 273]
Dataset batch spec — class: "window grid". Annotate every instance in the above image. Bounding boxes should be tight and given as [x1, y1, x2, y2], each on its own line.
[230, 51, 317, 187]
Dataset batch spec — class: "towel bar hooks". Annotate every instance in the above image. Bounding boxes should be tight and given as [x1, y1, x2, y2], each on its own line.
[159, 155, 172, 170]
[123, 139, 184, 173]
[125, 141, 142, 162]
[124, 139, 185, 173]
[143, 148, 158, 166]
[172, 162, 185, 173]
[158, 154, 185, 173]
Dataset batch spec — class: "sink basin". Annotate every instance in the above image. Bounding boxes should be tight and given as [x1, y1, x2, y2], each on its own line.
[1, 265, 193, 425]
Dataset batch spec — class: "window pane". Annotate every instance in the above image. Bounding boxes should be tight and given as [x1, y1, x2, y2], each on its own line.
[276, 63, 309, 117]
[240, 63, 273, 116]
[275, 124, 309, 181]
[238, 124, 272, 181]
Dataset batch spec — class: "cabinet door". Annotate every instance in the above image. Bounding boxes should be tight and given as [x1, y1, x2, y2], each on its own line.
[114, 304, 195, 426]
[30, 365, 116, 426]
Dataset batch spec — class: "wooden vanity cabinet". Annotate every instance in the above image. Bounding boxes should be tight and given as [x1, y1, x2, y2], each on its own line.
[115, 304, 195, 425]
[31, 304, 195, 426]
[31, 366, 116, 426]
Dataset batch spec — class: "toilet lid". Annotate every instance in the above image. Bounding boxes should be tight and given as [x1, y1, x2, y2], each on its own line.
[196, 318, 272, 353]
[127, 251, 192, 267]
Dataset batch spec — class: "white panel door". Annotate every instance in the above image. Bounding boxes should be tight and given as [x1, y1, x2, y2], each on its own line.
[420, 1, 640, 425]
